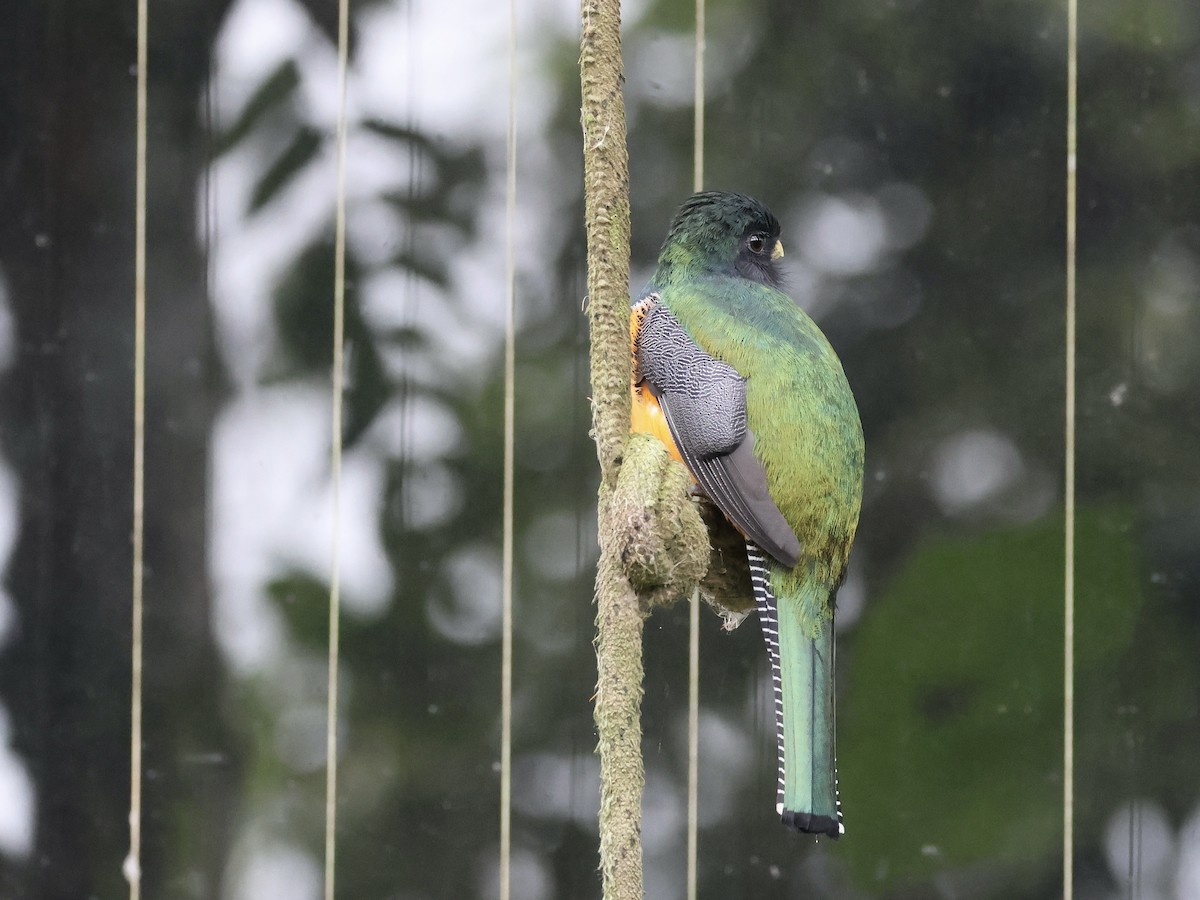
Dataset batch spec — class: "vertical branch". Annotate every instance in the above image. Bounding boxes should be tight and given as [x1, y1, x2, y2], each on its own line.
[580, 1, 642, 898]
[581, 0, 632, 480]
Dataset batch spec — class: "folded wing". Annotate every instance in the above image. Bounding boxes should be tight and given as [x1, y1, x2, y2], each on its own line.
[634, 296, 801, 568]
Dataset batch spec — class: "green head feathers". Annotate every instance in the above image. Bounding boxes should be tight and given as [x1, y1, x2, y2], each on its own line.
[655, 191, 785, 287]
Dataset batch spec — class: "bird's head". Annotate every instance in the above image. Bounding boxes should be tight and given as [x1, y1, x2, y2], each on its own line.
[656, 191, 785, 287]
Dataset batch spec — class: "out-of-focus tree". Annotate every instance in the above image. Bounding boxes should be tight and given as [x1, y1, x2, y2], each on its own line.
[1, 0, 1198, 898]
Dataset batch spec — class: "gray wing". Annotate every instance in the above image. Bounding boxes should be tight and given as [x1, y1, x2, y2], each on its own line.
[635, 297, 801, 568]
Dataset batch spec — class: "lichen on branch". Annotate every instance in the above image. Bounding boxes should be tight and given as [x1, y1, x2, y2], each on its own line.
[608, 434, 708, 610]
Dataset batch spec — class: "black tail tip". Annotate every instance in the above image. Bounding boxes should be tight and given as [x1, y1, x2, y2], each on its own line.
[781, 809, 843, 840]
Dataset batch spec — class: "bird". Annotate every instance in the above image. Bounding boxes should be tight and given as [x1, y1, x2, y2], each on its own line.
[629, 191, 864, 838]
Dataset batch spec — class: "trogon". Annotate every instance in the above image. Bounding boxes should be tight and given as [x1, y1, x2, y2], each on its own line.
[630, 191, 864, 838]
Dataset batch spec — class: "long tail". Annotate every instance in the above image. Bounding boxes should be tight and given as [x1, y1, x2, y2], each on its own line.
[748, 544, 843, 839]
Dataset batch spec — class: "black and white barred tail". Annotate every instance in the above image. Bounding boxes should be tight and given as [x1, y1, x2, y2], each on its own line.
[747, 544, 844, 839]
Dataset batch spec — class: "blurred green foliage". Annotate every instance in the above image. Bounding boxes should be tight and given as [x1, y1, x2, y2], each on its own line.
[242, 1, 1200, 897]
[2, 0, 1198, 897]
[842, 509, 1140, 892]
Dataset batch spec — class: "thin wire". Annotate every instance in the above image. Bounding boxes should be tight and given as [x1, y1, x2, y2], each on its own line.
[686, 588, 700, 900]
[126, 0, 148, 895]
[1127, 796, 1134, 900]
[499, 0, 518, 897]
[686, 3, 704, 899]
[1134, 799, 1142, 898]
[1063, 0, 1078, 897]
[692, 0, 705, 193]
[324, 0, 350, 896]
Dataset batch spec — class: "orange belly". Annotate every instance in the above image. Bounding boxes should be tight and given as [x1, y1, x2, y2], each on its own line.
[630, 299, 686, 467]
[630, 382, 685, 466]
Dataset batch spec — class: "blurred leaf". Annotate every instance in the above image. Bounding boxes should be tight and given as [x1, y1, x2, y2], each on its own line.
[212, 59, 300, 158]
[271, 237, 358, 374]
[266, 572, 331, 650]
[269, 236, 391, 447]
[367, 117, 486, 235]
[362, 118, 440, 154]
[291, 0, 392, 55]
[381, 185, 480, 237]
[840, 507, 1143, 894]
[267, 570, 392, 658]
[387, 248, 449, 287]
[248, 125, 323, 213]
[343, 329, 390, 449]
[380, 325, 429, 350]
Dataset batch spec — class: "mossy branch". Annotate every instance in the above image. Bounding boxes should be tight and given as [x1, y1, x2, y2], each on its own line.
[580, 2, 708, 898]
[579, 1, 642, 893]
[581, 0, 632, 487]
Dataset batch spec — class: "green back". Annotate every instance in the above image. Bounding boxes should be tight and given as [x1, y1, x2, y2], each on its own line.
[655, 273, 865, 619]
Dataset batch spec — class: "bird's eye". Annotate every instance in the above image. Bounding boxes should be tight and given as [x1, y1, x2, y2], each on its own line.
[748, 234, 766, 254]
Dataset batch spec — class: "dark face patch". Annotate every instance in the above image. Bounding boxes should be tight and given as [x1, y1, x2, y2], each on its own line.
[735, 229, 783, 287]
